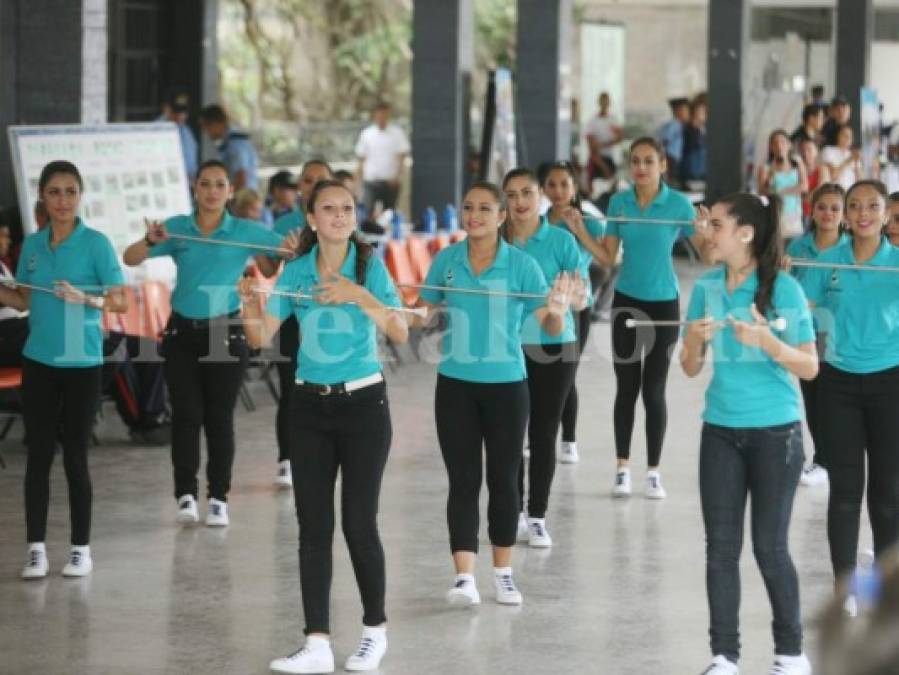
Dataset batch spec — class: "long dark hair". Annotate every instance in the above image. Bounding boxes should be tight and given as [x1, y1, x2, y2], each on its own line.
[499, 167, 539, 243]
[538, 160, 583, 214]
[296, 179, 372, 285]
[717, 192, 783, 316]
[766, 129, 797, 167]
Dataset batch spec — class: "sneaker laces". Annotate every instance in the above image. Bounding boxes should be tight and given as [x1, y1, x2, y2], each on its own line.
[352, 637, 376, 659]
[28, 550, 42, 567]
[531, 521, 546, 537]
[210, 503, 222, 516]
[179, 498, 192, 510]
[649, 475, 660, 490]
[616, 472, 627, 486]
[769, 663, 791, 675]
[69, 550, 82, 566]
[453, 579, 468, 589]
[285, 645, 313, 661]
[497, 574, 516, 593]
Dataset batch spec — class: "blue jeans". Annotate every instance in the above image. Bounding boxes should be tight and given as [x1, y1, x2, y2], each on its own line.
[700, 422, 804, 663]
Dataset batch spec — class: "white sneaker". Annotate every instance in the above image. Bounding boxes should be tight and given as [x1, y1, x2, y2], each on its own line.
[494, 569, 523, 605]
[344, 626, 387, 672]
[645, 470, 667, 499]
[613, 468, 632, 498]
[769, 653, 811, 675]
[446, 575, 480, 607]
[558, 441, 579, 464]
[62, 547, 93, 577]
[176, 494, 199, 524]
[275, 460, 293, 489]
[206, 498, 229, 527]
[702, 655, 739, 674]
[21, 544, 48, 580]
[843, 594, 858, 618]
[516, 512, 530, 543]
[527, 518, 552, 548]
[270, 637, 335, 674]
[800, 463, 828, 487]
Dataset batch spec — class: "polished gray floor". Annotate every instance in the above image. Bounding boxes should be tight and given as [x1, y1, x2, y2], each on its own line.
[0, 264, 862, 674]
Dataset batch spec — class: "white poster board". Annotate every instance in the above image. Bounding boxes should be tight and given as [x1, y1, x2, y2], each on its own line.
[7, 123, 190, 282]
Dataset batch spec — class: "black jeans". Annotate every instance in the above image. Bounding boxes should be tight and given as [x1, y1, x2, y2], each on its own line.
[818, 363, 899, 578]
[161, 314, 248, 501]
[274, 316, 300, 463]
[561, 308, 592, 443]
[22, 358, 102, 545]
[435, 375, 528, 552]
[290, 380, 391, 635]
[519, 343, 579, 518]
[700, 422, 804, 663]
[611, 291, 680, 466]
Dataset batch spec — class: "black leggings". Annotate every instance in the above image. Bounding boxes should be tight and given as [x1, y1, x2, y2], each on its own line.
[519, 343, 579, 518]
[435, 375, 528, 552]
[561, 308, 592, 443]
[22, 358, 102, 545]
[162, 315, 249, 501]
[818, 363, 899, 578]
[274, 316, 300, 463]
[290, 380, 391, 635]
[797, 333, 827, 467]
[611, 292, 680, 467]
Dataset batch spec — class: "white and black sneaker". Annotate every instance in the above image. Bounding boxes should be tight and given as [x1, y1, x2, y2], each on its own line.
[612, 468, 632, 498]
[494, 568, 523, 605]
[558, 441, 579, 464]
[275, 460, 293, 489]
[205, 498, 229, 527]
[527, 518, 552, 548]
[446, 574, 480, 607]
[176, 494, 199, 524]
[702, 655, 739, 674]
[21, 544, 48, 580]
[769, 654, 811, 675]
[800, 463, 828, 487]
[344, 626, 387, 672]
[645, 470, 667, 499]
[270, 636, 335, 674]
[62, 546, 93, 577]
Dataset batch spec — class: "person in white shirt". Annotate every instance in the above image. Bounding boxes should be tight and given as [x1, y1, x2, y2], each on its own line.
[584, 92, 624, 182]
[820, 124, 862, 190]
[354, 102, 410, 214]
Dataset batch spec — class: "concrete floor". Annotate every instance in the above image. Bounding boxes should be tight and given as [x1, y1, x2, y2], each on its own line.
[0, 263, 864, 675]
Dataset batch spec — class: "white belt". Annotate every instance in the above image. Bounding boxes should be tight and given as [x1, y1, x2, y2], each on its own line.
[295, 372, 383, 395]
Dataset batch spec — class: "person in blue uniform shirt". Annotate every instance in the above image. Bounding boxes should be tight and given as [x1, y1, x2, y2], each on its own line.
[199, 104, 259, 191]
[158, 88, 199, 182]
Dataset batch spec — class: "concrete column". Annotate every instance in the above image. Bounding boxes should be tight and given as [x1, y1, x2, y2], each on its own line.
[706, 0, 750, 202]
[835, 0, 873, 140]
[410, 0, 473, 228]
[515, 0, 573, 170]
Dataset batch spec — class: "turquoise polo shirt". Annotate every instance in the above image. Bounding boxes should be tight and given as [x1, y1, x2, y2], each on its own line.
[273, 209, 306, 237]
[685, 268, 815, 428]
[786, 231, 849, 284]
[149, 211, 282, 319]
[605, 182, 695, 301]
[548, 214, 605, 292]
[512, 218, 582, 345]
[800, 237, 899, 373]
[421, 239, 548, 383]
[268, 241, 399, 384]
[16, 218, 124, 368]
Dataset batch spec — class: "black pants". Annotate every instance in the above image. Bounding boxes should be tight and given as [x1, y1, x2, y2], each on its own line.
[611, 292, 680, 466]
[435, 375, 528, 552]
[274, 316, 300, 463]
[0, 316, 28, 367]
[290, 380, 391, 635]
[363, 180, 399, 213]
[561, 308, 592, 443]
[22, 358, 102, 545]
[818, 363, 899, 578]
[161, 314, 248, 502]
[797, 333, 827, 466]
[700, 422, 804, 662]
[519, 343, 579, 518]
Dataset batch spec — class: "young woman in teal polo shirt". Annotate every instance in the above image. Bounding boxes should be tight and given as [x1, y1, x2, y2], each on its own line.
[270, 159, 333, 489]
[785, 182, 847, 487]
[539, 160, 606, 464]
[123, 160, 297, 528]
[800, 180, 899, 604]
[3, 161, 128, 580]
[681, 193, 817, 675]
[239, 179, 408, 674]
[590, 137, 707, 499]
[503, 168, 587, 550]
[416, 181, 572, 608]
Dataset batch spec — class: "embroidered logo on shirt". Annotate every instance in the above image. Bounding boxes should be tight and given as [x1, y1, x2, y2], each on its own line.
[26, 254, 37, 272]
[445, 268, 454, 284]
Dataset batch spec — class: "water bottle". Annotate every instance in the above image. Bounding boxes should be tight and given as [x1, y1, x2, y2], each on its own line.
[443, 204, 458, 232]
[391, 210, 404, 240]
[422, 206, 437, 234]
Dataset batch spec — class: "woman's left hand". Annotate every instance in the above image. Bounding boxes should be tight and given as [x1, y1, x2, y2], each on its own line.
[729, 303, 772, 349]
[315, 273, 364, 305]
[279, 229, 302, 260]
[693, 204, 711, 238]
[570, 274, 589, 311]
[561, 207, 587, 238]
[546, 272, 573, 315]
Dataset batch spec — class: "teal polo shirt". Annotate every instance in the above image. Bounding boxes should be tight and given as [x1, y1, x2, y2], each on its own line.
[800, 237, 899, 373]
[268, 241, 399, 384]
[548, 214, 605, 292]
[512, 218, 582, 345]
[16, 218, 124, 368]
[786, 231, 850, 284]
[605, 182, 695, 301]
[685, 268, 815, 428]
[149, 211, 282, 319]
[421, 238, 548, 383]
[273, 209, 306, 237]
